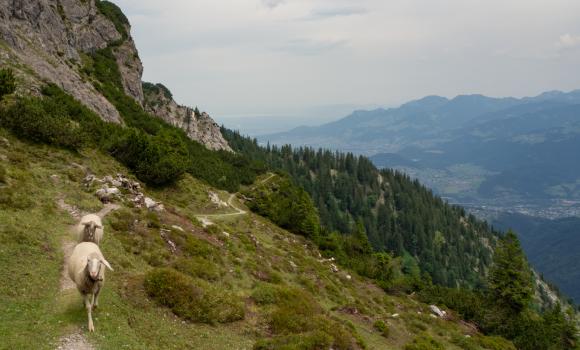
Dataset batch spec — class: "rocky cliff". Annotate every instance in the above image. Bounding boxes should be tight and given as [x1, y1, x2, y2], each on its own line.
[143, 83, 232, 152]
[0, 0, 231, 151]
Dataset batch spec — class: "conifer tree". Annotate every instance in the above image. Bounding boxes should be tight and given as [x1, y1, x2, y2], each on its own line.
[488, 230, 533, 313]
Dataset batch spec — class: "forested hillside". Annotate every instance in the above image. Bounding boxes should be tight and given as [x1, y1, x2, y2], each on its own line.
[224, 129, 498, 288]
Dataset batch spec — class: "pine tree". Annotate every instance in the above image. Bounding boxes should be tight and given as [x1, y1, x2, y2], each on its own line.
[488, 230, 533, 313]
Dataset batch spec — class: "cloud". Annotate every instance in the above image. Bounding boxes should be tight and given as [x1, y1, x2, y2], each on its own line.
[274, 38, 348, 55]
[307, 6, 368, 20]
[261, 0, 286, 9]
[556, 33, 580, 50]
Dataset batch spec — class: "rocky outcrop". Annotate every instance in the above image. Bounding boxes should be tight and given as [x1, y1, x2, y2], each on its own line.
[114, 37, 144, 105]
[0, 0, 123, 122]
[0, 0, 230, 151]
[143, 83, 232, 152]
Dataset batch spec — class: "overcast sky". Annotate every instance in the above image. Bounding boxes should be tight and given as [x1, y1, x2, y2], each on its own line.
[115, 0, 580, 119]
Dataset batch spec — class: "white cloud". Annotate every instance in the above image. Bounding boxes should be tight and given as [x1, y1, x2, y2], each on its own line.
[115, 0, 580, 118]
[556, 33, 580, 50]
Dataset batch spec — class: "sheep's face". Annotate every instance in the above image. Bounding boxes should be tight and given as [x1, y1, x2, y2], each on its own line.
[83, 221, 101, 238]
[86, 257, 102, 280]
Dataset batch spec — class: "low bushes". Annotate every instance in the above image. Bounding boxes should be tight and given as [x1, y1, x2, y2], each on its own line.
[144, 267, 244, 324]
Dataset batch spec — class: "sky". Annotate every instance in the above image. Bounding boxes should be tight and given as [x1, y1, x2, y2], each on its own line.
[115, 0, 580, 121]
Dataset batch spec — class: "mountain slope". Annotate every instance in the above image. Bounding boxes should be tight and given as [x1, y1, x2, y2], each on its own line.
[491, 213, 580, 303]
[0, 126, 520, 350]
[0, 0, 230, 151]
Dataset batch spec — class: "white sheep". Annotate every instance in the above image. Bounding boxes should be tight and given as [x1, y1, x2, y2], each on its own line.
[77, 214, 103, 245]
[67, 242, 113, 332]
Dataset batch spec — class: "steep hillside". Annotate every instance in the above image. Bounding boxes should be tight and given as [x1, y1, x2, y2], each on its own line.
[0, 1, 577, 349]
[0, 0, 230, 151]
[0, 129, 520, 350]
[226, 131, 498, 289]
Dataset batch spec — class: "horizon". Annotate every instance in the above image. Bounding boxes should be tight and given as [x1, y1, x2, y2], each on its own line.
[115, 0, 580, 120]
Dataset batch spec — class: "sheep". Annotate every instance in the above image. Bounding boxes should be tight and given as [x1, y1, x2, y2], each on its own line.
[67, 242, 113, 332]
[77, 214, 103, 245]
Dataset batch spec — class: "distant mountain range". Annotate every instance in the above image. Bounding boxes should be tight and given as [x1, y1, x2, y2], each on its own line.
[261, 90, 580, 204]
[261, 90, 580, 303]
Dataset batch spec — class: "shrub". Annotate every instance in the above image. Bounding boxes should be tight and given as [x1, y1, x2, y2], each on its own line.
[373, 319, 390, 338]
[0, 68, 16, 99]
[95, 1, 129, 41]
[0, 97, 85, 150]
[144, 267, 244, 324]
[404, 333, 445, 350]
[173, 256, 221, 281]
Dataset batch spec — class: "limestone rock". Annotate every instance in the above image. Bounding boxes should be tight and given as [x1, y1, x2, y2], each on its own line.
[143, 85, 232, 152]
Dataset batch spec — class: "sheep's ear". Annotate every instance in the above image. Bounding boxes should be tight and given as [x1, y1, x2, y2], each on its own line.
[100, 259, 113, 271]
[96, 224, 103, 229]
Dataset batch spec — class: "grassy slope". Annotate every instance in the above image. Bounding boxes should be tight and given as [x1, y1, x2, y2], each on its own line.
[0, 129, 514, 350]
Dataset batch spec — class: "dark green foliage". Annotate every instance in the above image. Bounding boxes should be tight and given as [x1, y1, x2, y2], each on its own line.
[243, 175, 320, 239]
[418, 235, 578, 350]
[0, 96, 85, 150]
[144, 267, 245, 324]
[142, 82, 173, 99]
[0, 68, 16, 99]
[108, 128, 188, 186]
[373, 319, 390, 338]
[489, 230, 533, 313]
[223, 128, 497, 288]
[95, 0, 129, 41]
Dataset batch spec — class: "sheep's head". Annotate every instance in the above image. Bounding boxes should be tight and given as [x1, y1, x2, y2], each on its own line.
[83, 221, 102, 239]
[86, 256, 113, 281]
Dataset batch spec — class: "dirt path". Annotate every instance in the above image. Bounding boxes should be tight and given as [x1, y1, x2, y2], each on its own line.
[196, 194, 247, 227]
[195, 173, 276, 227]
[56, 200, 120, 350]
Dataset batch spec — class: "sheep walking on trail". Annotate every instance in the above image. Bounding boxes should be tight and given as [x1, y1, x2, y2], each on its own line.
[77, 214, 103, 245]
[67, 242, 113, 332]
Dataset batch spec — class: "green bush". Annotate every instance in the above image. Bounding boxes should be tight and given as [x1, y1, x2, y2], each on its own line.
[373, 319, 390, 338]
[0, 68, 16, 99]
[173, 256, 221, 281]
[404, 333, 445, 350]
[244, 175, 320, 239]
[0, 97, 85, 150]
[95, 1, 129, 41]
[144, 267, 245, 324]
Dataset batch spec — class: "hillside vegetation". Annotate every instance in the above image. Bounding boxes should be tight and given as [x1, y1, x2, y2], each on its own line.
[0, 0, 577, 348]
[0, 123, 523, 349]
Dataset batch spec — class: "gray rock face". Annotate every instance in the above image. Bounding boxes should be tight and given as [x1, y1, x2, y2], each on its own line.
[0, 0, 231, 151]
[114, 37, 144, 105]
[143, 87, 232, 152]
[0, 0, 122, 122]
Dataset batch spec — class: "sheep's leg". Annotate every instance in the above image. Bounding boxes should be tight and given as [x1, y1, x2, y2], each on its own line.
[84, 294, 95, 332]
[93, 283, 102, 309]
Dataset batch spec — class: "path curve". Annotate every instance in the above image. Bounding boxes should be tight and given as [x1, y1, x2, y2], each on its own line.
[194, 173, 277, 227]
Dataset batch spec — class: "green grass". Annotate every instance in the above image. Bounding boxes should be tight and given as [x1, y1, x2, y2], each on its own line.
[0, 129, 518, 349]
